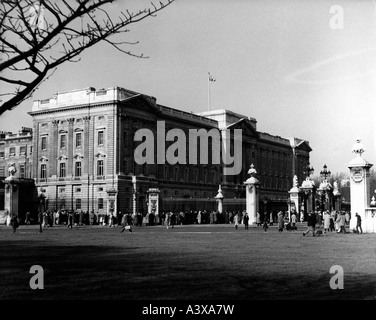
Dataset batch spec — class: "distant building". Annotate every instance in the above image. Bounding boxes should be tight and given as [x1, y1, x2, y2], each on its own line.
[1, 86, 311, 215]
[0, 128, 36, 219]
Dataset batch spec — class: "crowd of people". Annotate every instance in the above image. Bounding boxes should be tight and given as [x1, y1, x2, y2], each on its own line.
[5, 207, 362, 236]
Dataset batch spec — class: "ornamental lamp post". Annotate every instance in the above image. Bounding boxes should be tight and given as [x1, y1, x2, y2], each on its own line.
[318, 164, 332, 212]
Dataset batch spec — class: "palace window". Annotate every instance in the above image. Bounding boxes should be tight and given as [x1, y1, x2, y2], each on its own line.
[97, 160, 104, 176]
[9, 147, 15, 156]
[60, 134, 66, 148]
[76, 133, 82, 148]
[19, 164, 25, 178]
[41, 137, 47, 150]
[98, 198, 104, 209]
[20, 146, 26, 155]
[40, 164, 47, 179]
[0, 166, 5, 177]
[59, 163, 66, 177]
[76, 198, 81, 210]
[75, 162, 82, 177]
[98, 131, 104, 145]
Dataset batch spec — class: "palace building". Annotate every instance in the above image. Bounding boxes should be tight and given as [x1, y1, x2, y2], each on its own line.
[1, 86, 311, 217]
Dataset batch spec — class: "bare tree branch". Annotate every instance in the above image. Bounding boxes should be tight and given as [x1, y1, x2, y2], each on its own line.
[0, 0, 175, 115]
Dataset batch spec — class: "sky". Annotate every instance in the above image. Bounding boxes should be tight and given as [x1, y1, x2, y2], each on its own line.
[1, 0, 376, 177]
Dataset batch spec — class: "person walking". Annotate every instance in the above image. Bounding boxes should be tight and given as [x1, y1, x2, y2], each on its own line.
[244, 212, 249, 230]
[269, 212, 274, 226]
[165, 212, 170, 229]
[355, 212, 363, 234]
[336, 212, 347, 234]
[10, 214, 19, 233]
[67, 210, 74, 228]
[38, 211, 43, 233]
[303, 212, 316, 237]
[25, 211, 31, 226]
[256, 212, 261, 226]
[277, 211, 284, 232]
[323, 211, 331, 233]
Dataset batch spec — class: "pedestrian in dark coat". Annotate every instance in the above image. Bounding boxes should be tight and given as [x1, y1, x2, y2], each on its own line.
[38, 211, 43, 233]
[355, 212, 363, 234]
[244, 212, 249, 229]
[303, 212, 316, 236]
[10, 214, 19, 233]
[277, 211, 284, 232]
[67, 210, 74, 228]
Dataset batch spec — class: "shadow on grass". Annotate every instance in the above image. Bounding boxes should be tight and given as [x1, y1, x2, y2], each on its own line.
[1, 240, 375, 300]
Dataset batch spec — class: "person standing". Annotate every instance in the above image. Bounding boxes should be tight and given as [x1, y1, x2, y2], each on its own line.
[303, 212, 316, 237]
[263, 217, 269, 232]
[10, 214, 19, 233]
[234, 212, 239, 230]
[120, 213, 132, 233]
[336, 212, 347, 234]
[197, 211, 202, 224]
[38, 211, 43, 233]
[291, 212, 297, 230]
[277, 211, 284, 232]
[25, 211, 31, 226]
[269, 212, 274, 226]
[165, 212, 170, 229]
[355, 212, 363, 234]
[256, 212, 261, 226]
[323, 211, 331, 233]
[244, 212, 249, 230]
[67, 210, 74, 228]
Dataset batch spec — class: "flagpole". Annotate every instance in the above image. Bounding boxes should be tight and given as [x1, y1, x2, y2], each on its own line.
[208, 72, 211, 111]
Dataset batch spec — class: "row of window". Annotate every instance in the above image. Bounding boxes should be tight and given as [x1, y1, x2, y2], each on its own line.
[0, 163, 29, 178]
[0, 146, 32, 157]
[40, 116, 105, 128]
[40, 131, 104, 150]
[40, 160, 104, 179]
[58, 198, 104, 210]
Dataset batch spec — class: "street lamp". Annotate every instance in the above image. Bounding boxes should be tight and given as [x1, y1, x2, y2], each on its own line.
[318, 164, 332, 212]
[320, 164, 331, 181]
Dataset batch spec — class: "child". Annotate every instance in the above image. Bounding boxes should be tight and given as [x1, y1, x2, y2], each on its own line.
[329, 216, 335, 232]
[263, 218, 268, 232]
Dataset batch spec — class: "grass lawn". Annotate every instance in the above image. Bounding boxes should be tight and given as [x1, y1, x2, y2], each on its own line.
[0, 223, 375, 300]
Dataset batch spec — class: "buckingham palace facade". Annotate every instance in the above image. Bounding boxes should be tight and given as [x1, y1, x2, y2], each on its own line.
[1, 86, 311, 215]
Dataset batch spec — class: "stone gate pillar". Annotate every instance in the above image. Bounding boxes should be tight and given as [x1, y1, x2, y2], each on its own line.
[244, 164, 260, 225]
[289, 175, 300, 218]
[215, 185, 224, 214]
[147, 188, 160, 216]
[348, 139, 373, 232]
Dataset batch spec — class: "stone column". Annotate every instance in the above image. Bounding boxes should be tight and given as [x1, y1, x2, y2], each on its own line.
[300, 177, 315, 219]
[83, 116, 90, 177]
[49, 120, 59, 177]
[132, 175, 137, 216]
[67, 118, 75, 175]
[215, 185, 224, 213]
[244, 164, 260, 225]
[348, 139, 373, 232]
